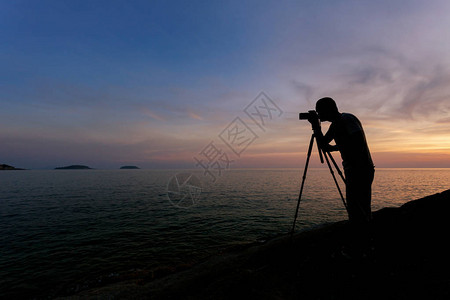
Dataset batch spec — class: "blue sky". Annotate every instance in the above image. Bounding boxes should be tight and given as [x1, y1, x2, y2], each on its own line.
[1, 0, 450, 169]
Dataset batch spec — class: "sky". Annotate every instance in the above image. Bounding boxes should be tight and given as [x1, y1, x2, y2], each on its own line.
[1, 0, 450, 169]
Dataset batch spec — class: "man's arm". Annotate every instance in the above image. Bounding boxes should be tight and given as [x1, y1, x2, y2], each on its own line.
[323, 128, 338, 152]
[309, 117, 338, 152]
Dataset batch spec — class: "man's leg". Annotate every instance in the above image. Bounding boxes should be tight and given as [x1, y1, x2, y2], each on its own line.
[346, 168, 374, 224]
[343, 168, 375, 256]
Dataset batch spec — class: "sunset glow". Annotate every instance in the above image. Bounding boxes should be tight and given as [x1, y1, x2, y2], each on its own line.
[1, 1, 450, 168]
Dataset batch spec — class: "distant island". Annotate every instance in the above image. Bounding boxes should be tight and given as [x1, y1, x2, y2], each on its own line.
[55, 165, 92, 170]
[0, 164, 25, 170]
[120, 166, 140, 169]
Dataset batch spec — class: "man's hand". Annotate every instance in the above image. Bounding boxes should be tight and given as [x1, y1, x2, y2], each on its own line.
[307, 111, 320, 130]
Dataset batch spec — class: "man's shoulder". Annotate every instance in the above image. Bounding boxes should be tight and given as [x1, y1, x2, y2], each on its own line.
[341, 112, 358, 120]
[340, 113, 363, 133]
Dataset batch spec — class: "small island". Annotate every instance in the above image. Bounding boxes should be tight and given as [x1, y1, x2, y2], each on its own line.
[0, 164, 25, 170]
[55, 165, 92, 170]
[120, 166, 140, 169]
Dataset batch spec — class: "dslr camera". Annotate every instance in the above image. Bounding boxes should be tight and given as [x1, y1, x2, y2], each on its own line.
[299, 110, 319, 121]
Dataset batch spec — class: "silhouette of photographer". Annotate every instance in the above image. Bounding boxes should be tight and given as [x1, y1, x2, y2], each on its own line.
[308, 97, 375, 227]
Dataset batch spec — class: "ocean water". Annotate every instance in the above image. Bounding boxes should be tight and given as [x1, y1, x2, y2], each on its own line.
[1, 168, 449, 298]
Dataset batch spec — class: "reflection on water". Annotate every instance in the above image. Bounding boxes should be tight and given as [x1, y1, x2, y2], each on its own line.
[1, 168, 449, 297]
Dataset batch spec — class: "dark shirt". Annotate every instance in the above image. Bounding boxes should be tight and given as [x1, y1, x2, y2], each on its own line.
[325, 113, 374, 171]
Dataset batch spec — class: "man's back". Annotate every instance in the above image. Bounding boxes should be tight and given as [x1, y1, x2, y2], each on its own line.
[328, 113, 373, 171]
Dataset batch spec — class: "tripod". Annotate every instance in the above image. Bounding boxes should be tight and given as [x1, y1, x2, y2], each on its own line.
[290, 133, 347, 238]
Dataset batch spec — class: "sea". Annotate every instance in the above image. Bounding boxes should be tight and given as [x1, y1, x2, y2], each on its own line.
[1, 168, 449, 298]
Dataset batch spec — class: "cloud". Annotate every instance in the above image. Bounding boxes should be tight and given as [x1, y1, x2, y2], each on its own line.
[290, 81, 315, 105]
[299, 48, 450, 124]
[188, 111, 203, 120]
[398, 67, 450, 119]
[141, 108, 166, 121]
[436, 117, 450, 124]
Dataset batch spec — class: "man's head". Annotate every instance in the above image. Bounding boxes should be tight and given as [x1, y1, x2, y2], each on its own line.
[316, 97, 339, 122]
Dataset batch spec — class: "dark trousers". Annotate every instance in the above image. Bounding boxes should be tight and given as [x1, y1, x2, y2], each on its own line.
[345, 167, 375, 225]
[343, 167, 375, 250]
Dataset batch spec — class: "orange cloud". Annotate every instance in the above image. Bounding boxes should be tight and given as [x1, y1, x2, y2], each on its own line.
[142, 108, 166, 121]
[188, 111, 203, 120]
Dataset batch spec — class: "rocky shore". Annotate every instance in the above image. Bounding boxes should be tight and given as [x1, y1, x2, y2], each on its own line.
[61, 190, 450, 299]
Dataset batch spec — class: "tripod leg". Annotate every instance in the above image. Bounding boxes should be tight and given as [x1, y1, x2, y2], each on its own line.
[315, 134, 324, 164]
[327, 151, 346, 184]
[323, 151, 347, 210]
[290, 134, 315, 238]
